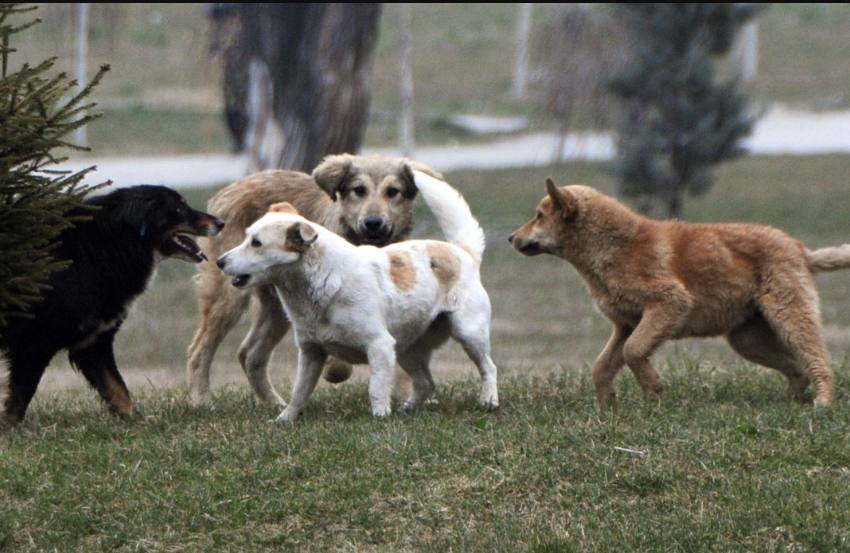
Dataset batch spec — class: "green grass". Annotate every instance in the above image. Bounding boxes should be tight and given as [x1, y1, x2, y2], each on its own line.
[2, 371, 850, 552]
[5, 155, 850, 551]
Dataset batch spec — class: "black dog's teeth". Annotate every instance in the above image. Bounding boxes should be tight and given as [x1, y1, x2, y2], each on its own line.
[173, 235, 207, 260]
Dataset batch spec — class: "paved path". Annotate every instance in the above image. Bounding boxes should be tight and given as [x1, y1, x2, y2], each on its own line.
[63, 106, 850, 189]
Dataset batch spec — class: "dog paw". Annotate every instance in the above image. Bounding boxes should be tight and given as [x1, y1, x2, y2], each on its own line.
[478, 395, 499, 411]
[372, 405, 392, 418]
[276, 408, 300, 423]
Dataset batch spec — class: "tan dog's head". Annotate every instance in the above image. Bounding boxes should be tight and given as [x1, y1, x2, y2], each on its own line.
[509, 178, 583, 257]
[312, 154, 442, 247]
[216, 202, 318, 289]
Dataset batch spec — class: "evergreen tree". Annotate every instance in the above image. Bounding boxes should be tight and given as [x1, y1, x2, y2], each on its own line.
[608, 3, 764, 219]
[0, 3, 109, 332]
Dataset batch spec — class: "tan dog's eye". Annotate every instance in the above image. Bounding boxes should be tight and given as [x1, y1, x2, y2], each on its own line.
[536, 211, 543, 220]
[353, 186, 367, 197]
[386, 187, 399, 199]
[251, 238, 262, 248]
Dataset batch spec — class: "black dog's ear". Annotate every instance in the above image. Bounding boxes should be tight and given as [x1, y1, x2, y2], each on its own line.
[313, 154, 353, 200]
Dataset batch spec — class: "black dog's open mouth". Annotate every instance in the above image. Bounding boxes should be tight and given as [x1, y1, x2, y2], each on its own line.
[232, 274, 251, 288]
[172, 234, 207, 262]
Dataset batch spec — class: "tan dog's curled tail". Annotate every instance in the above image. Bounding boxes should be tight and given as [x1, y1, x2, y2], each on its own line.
[808, 244, 850, 273]
[412, 171, 485, 266]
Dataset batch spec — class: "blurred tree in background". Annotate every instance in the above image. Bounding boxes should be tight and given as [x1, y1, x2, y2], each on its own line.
[0, 3, 108, 333]
[535, 5, 630, 161]
[608, 3, 765, 219]
[209, 3, 382, 173]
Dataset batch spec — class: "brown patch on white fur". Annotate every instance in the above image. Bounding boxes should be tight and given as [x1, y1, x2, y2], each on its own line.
[426, 242, 461, 290]
[387, 250, 416, 292]
[510, 177, 841, 409]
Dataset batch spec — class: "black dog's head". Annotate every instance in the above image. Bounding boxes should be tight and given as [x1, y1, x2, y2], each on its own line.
[91, 185, 225, 263]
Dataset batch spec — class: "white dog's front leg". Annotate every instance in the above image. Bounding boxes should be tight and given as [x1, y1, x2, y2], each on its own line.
[277, 346, 327, 423]
[367, 337, 397, 417]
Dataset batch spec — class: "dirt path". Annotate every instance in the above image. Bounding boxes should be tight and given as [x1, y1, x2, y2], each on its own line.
[61, 106, 850, 189]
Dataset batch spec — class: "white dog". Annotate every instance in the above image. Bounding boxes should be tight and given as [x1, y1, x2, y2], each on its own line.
[216, 171, 499, 421]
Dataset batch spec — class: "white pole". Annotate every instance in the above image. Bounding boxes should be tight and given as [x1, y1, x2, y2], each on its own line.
[399, 3, 414, 157]
[75, 2, 89, 147]
[741, 22, 757, 82]
[511, 3, 532, 99]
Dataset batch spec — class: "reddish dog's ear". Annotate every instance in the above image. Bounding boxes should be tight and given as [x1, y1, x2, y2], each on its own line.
[545, 178, 577, 220]
[269, 202, 300, 215]
[285, 222, 318, 253]
[313, 154, 353, 200]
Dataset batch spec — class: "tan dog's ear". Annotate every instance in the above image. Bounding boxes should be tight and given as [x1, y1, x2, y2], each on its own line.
[285, 222, 318, 253]
[313, 154, 353, 200]
[269, 202, 300, 215]
[399, 162, 421, 200]
[545, 178, 577, 220]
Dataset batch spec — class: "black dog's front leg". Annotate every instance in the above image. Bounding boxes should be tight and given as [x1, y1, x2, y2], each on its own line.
[69, 329, 134, 418]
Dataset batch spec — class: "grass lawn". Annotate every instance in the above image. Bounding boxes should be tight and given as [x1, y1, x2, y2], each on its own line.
[3, 154, 850, 551]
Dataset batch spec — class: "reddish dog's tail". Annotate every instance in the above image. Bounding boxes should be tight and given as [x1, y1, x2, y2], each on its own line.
[809, 244, 850, 273]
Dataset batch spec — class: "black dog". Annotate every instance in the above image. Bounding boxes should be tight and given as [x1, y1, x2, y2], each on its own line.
[1, 185, 224, 424]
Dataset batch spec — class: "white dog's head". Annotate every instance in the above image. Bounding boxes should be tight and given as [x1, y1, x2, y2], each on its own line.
[216, 202, 318, 289]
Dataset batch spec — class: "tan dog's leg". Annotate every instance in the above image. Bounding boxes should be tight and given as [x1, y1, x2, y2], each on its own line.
[592, 325, 631, 408]
[757, 283, 835, 407]
[622, 304, 687, 402]
[397, 347, 436, 411]
[187, 281, 250, 406]
[727, 315, 809, 398]
[237, 284, 290, 406]
[277, 346, 328, 423]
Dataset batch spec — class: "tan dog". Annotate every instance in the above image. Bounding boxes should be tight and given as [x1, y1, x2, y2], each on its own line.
[187, 154, 440, 406]
[510, 177, 846, 408]
[216, 171, 498, 421]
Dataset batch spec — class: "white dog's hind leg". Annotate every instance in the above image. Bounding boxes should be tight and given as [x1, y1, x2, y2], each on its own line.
[277, 346, 328, 423]
[367, 337, 397, 417]
[449, 308, 499, 410]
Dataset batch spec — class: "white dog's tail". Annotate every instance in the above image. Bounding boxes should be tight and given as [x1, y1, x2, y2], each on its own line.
[413, 170, 486, 265]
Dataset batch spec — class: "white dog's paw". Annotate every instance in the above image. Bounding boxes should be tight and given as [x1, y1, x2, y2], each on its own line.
[276, 407, 300, 423]
[479, 394, 500, 411]
[372, 405, 392, 418]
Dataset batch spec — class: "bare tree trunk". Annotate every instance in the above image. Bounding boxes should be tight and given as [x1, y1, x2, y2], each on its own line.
[511, 3, 532, 99]
[220, 4, 383, 173]
[74, 2, 89, 147]
[398, 3, 414, 157]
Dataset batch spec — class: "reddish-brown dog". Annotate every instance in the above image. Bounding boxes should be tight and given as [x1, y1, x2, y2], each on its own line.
[510, 177, 847, 408]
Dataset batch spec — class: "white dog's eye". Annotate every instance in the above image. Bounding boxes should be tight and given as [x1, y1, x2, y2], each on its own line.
[251, 238, 262, 248]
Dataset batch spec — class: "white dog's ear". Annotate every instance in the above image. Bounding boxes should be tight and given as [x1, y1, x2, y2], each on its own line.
[313, 154, 353, 200]
[545, 177, 577, 221]
[285, 222, 318, 253]
[269, 202, 300, 215]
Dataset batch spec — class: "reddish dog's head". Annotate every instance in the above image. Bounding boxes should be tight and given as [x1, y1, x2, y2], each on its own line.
[509, 177, 582, 257]
[509, 178, 638, 260]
